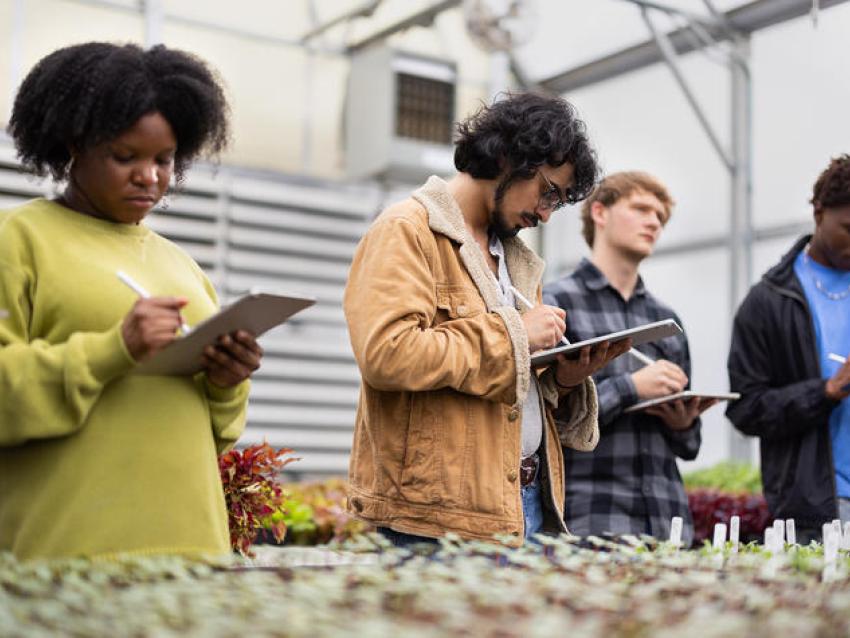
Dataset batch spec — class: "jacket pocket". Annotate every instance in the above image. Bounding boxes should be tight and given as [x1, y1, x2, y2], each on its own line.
[435, 284, 485, 323]
[399, 392, 445, 505]
[455, 400, 505, 516]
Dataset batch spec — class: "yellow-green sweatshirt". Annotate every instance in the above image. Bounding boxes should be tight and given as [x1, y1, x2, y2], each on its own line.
[0, 199, 249, 560]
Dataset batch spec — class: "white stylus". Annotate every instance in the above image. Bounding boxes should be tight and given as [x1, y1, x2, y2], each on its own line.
[117, 270, 191, 335]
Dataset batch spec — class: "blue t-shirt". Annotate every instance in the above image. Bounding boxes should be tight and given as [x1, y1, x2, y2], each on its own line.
[794, 250, 850, 497]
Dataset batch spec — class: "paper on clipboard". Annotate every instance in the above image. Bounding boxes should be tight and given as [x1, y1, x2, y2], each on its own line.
[623, 391, 740, 413]
[135, 292, 315, 375]
[530, 319, 682, 367]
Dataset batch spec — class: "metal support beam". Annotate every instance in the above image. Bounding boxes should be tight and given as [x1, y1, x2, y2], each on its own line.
[540, 0, 850, 94]
[701, 0, 737, 39]
[299, 0, 382, 44]
[143, 0, 164, 47]
[614, 0, 719, 29]
[729, 36, 754, 308]
[753, 220, 812, 242]
[65, 0, 341, 54]
[728, 35, 754, 462]
[489, 51, 511, 101]
[550, 215, 814, 280]
[7, 0, 25, 122]
[641, 7, 735, 171]
[346, 0, 461, 53]
[301, 0, 320, 173]
[508, 55, 539, 92]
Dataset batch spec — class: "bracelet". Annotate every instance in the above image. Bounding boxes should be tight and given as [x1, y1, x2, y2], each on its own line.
[554, 375, 579, 391]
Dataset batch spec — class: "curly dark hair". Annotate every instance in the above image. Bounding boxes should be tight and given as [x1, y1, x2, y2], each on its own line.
[454, 92, 598, 204]
[811, 154, 850, 210]
[8, 42, 230, 183]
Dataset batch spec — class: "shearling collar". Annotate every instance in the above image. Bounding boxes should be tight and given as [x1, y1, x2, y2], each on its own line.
[412, 175, 546, 310]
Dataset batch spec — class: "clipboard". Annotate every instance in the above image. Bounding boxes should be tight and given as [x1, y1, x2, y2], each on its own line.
[530, 318, 682, 367]
[623, 391, 741, 413]
[135, 292, 316, 375]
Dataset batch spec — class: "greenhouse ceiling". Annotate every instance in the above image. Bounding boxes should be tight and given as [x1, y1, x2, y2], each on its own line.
[99, 0, 843, 88]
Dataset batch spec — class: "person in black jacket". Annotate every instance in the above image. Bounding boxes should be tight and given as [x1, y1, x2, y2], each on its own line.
[727, 155, 850, 543]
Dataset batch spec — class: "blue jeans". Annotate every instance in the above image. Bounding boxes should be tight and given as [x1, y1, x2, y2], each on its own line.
[377, 526, 440, 548]
[521, 478, 544, 541]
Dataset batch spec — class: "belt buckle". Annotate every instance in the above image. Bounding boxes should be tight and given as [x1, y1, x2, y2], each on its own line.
[520, 454, 539, 487]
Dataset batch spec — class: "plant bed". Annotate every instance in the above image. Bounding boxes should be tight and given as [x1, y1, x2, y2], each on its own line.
[4, 535, 850, 637]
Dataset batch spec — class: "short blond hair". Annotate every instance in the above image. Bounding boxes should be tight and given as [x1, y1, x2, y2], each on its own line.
[580, 171, 675, 248]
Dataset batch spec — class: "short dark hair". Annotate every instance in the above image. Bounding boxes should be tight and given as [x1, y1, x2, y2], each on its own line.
[453, 92, 598, 204]
[811, 154, 850, 210]
[8, 42, 230, 183]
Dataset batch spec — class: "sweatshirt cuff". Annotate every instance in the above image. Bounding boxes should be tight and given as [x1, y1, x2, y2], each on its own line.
[83, 321, 137, 384]
[204, 377, 250, 403]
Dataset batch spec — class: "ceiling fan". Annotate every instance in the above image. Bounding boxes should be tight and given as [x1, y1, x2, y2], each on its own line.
[463, 0, 538, 52]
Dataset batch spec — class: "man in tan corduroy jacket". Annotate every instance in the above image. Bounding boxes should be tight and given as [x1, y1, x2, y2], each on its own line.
[344, 93, 630, 546]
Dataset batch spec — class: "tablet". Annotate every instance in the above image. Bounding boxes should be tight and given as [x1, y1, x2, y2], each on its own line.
[530, 319, 682, 367]
[623, 391, 741, 413]
[135, 292, 316, 375]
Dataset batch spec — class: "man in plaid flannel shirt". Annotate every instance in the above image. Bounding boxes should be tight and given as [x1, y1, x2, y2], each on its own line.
[544, 172, 715, 545]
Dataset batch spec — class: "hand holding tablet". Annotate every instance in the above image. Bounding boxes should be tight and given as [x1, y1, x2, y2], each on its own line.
[552, 338, 632, 390]
[530, 319, 683, 368]
[624, 391, 740, 414]
[135, 292, 315, 375]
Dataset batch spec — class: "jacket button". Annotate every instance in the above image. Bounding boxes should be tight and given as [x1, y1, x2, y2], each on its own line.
[508, 409, 519, 421]
[456, 304, 468, 316]
[507, 470, 518, 482]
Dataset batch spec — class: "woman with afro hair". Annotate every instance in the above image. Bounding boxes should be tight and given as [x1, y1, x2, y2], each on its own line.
[0, 42, 263, 559]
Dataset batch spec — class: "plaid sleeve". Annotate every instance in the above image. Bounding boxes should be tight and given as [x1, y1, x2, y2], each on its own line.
[658, 313, 702, 460]
[595, 372, 638, 427]
[662, 417, 702, 460]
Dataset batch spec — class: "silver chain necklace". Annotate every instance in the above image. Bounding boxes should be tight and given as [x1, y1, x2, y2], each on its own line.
[803, 243, 850, 301]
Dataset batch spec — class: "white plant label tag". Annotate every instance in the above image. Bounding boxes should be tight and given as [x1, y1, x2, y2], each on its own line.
[669, 516, 683, 547]
[730, 516, 741, 553]
[785, 519, 796, 546]
[713, 523, 727, 550]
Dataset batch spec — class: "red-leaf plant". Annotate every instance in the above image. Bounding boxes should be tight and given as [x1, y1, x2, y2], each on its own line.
[218, 442, 300, 556]
[688, 488, 771, 547]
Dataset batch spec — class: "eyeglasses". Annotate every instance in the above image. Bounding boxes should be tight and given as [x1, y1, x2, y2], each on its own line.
[536, 170, 567, 214]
